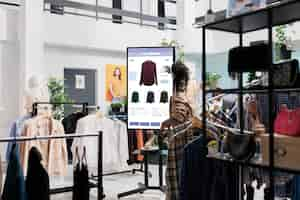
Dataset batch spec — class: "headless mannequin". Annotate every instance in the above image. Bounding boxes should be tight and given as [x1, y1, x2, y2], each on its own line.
[24, 75, 50, 114]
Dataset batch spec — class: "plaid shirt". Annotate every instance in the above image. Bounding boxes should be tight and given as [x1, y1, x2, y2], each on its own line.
[161, 96, 194, 200]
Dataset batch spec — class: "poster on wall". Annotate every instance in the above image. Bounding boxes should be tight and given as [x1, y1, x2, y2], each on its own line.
[127, 47, 175, 130]
[75, 75, 86, 89]
[105, 64, 127, 102]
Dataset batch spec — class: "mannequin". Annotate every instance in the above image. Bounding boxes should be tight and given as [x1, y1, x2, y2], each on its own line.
[24, 75, 50, 114]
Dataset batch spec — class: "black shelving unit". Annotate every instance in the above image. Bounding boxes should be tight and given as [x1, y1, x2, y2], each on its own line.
[201, 1, 300, 199]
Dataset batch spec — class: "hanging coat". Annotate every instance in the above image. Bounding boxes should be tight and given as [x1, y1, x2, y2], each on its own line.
[26, 147, 50, 200]
[2, 144, 26, 200]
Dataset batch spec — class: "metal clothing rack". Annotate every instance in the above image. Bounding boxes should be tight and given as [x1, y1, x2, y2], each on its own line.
[117, 129, 169, 199]
[200, 1, 300, 199]
[0, 132, 104, 199]
[32, 102, 89, 116]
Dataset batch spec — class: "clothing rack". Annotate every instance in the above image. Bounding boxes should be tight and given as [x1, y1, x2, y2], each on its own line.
[73, 104, 100, 110]
[0, 132, 104, 199]
[32, 101, 89, 116]
[207, 120, 254, 135]
[90, 113, 143, 179]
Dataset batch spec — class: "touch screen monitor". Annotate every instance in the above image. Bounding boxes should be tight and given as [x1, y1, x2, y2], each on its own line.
[127, 47, 175, 130]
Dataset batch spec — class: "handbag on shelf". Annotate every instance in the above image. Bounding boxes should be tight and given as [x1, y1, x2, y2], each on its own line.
[274, 105, 300, 136]
[272, 59, 299, 87]
[228, 43, 269, 73]
[246, 95, 266, 134]
[226, 131, 256, 161]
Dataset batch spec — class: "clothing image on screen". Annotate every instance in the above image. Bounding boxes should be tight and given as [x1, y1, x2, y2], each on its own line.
[146, 91, 155, 103]
[160, 65, 171, 74]
[160, 91, 169, 103]
[139, 60, 158, 86]
[131, 91, 139, 103]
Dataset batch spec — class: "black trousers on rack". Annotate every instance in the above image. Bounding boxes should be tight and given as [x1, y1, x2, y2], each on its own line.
[112, 0, 122, 23]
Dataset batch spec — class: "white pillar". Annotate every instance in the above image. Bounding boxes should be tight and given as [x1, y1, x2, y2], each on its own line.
[19, 0, 44, 113]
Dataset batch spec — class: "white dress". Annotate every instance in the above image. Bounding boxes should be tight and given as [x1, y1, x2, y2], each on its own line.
[72, 114, 129, 174]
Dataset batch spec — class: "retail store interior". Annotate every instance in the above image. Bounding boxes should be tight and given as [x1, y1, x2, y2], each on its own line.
[2, 0, 300, 200]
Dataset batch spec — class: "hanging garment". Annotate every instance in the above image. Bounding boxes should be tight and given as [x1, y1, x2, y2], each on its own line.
[20, 116, 68, 176]
[209, 160, 239, 200]
[180, 135, 209, 200]
[136, 129, 144, 161]
[139, 60, 158, 86]
[180, 135, 239, 200]
[0, 154, 2, 198]
[127, 129, 137, 164]
[112, 0, 122, 23]
[131, 91, 139, 103]
[26, 147, 50, 200]
[72, 115, 129, 174]
[160, 95, 194, 200]
[2, 144, 26, 200]
[292, 176, 300, 200]
[115, 120, 130, 169]
[62, 112, 87, 160]
[160, 91, 169, 103]
[6, 115, 31, 161]
[73, 148, 90, 200]
[146, 91, 155, 103]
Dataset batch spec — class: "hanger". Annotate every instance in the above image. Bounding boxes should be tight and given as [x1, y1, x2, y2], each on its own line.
[207, 120, 254, 135]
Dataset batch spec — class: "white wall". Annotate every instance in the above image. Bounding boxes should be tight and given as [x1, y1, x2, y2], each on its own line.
[0, 7, 20, 158]
[44, 13, 174, 52]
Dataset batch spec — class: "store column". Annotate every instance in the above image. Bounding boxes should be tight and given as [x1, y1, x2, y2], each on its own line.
[19, 0, 45, 113]
[175, 0, 185, 47]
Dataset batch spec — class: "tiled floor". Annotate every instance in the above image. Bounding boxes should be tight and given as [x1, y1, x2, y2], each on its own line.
[45, 164, 289, 200]
[51, 164, 165, 200]
[0, 162, 290, 200]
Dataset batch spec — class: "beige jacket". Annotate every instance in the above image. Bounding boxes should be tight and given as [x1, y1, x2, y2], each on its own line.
[20, 116, 68, 176]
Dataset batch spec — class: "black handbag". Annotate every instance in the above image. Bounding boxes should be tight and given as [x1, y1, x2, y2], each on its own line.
[226, 131, 256, 161]
[228, 44, 270, 73]
[272, 59, 299, 87]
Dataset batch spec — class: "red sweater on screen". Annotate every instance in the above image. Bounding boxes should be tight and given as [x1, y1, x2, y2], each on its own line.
[139, 60, 158, 86]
